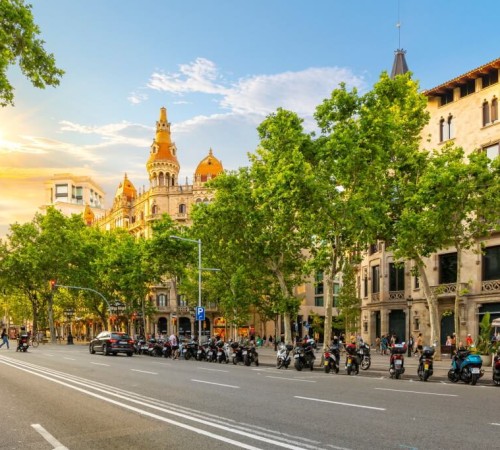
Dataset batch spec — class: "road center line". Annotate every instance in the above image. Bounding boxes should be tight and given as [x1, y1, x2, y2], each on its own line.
[131, 369, 158, 375]
[31, 424, 68, 450]
[295, 396, 385, 411]
[63, 357, 75, 361]
[191, 379, 239, 389]
[491, 423, 500, 426]
[90, 362, 110, 366]
[266, 376, 316, 383]
[375, 388, 458, 397]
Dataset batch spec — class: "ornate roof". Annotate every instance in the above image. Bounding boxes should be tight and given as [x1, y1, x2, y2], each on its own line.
[83, 204, 95, 225]
[195, 148, 223, 182]
[115, 173, 137, 200]
[147, 107, 179, 166]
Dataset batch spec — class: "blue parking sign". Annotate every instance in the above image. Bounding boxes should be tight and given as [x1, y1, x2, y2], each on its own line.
[196, 307, 205, 321]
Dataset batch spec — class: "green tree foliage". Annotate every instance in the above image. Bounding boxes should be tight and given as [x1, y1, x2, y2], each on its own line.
[0, 0, 64, 106]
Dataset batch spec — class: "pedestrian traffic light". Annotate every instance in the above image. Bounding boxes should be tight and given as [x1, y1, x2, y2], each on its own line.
[49, 279, 57, 291]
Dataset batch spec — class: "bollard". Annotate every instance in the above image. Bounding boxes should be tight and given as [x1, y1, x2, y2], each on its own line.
[67, 332, 74, 345]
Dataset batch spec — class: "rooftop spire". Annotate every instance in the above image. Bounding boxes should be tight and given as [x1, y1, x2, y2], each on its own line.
[390, 0, 409, 78]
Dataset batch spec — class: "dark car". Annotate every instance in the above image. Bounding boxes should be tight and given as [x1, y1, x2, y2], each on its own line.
[89, 331, 134, 356]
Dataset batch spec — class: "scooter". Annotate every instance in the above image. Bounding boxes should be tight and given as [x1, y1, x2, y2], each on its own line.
[345, 343, 359, 375]
[448, 348, 484, 385]
[276, 343, 293, 369]
[417, 346, 435, 382]
[493, 349, 500, 386]
[357, 342, 371, 370]
[324, 344, 340, 374]
[16, 334, 29, 352]
[294, 340, 315, 371]
[389, 344, 406, 379]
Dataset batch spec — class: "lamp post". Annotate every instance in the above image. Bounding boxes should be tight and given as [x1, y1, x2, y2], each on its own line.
[110, 301, 125, 331]
[170, 236, 220, 340]
[64, 308, 75, 344]
[407, 296, 413, 357]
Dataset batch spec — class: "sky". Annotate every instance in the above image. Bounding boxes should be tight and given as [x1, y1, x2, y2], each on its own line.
[1, 0, 499, 237]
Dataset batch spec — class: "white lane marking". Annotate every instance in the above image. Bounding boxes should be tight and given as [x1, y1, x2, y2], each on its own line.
[31, 424, 69, 450]
[3, 358, 313, 450]
[326, 444, 351, 450]
[295, 396, 385, 411]
[191, 379, 240, 389]
[90, 362, 110, 366]
[375, 388, 458, 397]
[491, 423, 500, 426]
[131, 369, 158, 375]
[63, 357, 75, 361]
[266, 376, 316, 383]
[198, 367, 229, 373]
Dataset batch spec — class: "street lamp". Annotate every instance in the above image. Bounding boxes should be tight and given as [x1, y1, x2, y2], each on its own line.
[109, 301, 125, 331]
[170, 235, 220, 340]
[407, 296, 413, 356]
[64, 308, 75, 344]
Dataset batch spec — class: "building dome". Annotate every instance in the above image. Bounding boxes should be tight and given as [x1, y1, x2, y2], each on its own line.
[147, 107, 179, 166]
[83, 204, 95, 225]
[195, 148, 223, 182]
[115, 173, 137, 201]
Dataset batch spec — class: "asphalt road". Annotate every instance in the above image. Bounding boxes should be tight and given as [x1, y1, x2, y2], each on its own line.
[0, 344, 498, 450]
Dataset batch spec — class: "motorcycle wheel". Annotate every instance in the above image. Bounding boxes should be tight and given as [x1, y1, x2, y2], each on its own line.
[277, 357, 283, 369]
[395, 372, 401, 379]
[347, 366, 352, 376]
[471, 374, 479, 386]
[361, 358, 371, 370]
[448, 369, 459, 383]
[244, 356, 251, 366]
[423, 371, 429, 382]
[185, 352, 191, 361]
[295, 360, 303, 371]
[494, 378, 500, 386]
[335, 365, 339, 374]
[233, 356, 238, 365]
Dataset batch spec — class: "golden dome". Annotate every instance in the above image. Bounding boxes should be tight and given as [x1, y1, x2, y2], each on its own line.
[115, 173, 137, 200]
[83, 204, 95, 225]
[147, 107, 179, 166]
[195, 148, 223, 182]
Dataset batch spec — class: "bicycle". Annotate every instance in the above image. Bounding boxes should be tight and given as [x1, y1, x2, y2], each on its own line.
[29, 332, 40, 348]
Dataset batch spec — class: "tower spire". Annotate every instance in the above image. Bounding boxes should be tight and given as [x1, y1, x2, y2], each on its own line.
[390, 0, 409, 78]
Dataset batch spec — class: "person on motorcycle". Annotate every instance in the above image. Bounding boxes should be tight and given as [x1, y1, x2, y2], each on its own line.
[16, 326, 28, 352]
[452, 342, 469, 370]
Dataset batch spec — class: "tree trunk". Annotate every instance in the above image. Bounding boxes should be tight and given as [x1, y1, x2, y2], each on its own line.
[274, 267, 293, 344]
[416, 257, 441, 360]
[48, 291, 56, 343]
[454, 247, 462, 343]
[323, 264, 334, 351]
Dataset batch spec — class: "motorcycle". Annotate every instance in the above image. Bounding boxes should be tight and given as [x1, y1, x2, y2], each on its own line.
[389, 344, 406, 379]
[197, 342, 208, 361]
[231, 342, 245, 365]
[216, 340, 230, 363]
[357, 342, 371, 370]
[276, 343, 293, 369]
[16, 334, 29, 352]
[294, 340, 315, 371]
[162, 340, 172, 358]
[147, 339, 163, 357]
[345, 343, 359, 375]
[417, 346, 435, 382]
[493, 349, 500, 386]
[448, 348, 484, 385]
[323, 344, 340, 374]
[244, 345, 259, 366]
[183, 340, 198, 360]
[206, 340, 218, 362]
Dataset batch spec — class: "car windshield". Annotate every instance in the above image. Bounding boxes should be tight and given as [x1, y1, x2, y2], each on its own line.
[111, 333, 130, 340]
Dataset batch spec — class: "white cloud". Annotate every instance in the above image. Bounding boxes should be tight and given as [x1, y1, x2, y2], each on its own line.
[127, 91, 149, 104]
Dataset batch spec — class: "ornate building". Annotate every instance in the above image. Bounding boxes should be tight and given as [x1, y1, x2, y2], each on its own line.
[359, 57, 500, 348]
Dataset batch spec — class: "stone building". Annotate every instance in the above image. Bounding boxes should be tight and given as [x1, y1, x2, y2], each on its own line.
[360, 56, 500, 348]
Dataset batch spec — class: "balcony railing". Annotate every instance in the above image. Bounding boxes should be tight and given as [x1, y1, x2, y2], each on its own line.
[371, 292, 380, 302]
[430, 282, 469, 297]
[482, 279, 500, 292]
[389, 290, 405, 300]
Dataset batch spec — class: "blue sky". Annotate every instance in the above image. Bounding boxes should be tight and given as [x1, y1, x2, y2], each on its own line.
[1, 0, 499, 235]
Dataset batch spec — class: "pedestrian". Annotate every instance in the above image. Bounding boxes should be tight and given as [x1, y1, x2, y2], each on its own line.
[408, 335, 414, 357]
[169, 332, 179, 359]
[415, 333, 423, 356]
[465, 333, 473, 348]
[268, 335, 273, 346]
[446, 335, 453, 359]
[381, 335, 388, 355]
[0, 328, 9, 349]
[375, 336, 381, 353]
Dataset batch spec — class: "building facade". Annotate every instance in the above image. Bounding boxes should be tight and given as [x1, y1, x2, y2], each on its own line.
[360, 57, 500, 348]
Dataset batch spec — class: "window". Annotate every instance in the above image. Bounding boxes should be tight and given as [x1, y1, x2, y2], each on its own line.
[482, 70, 498, 89]
[179, 204, 186, 214]
[363, 271, 368, 297]
[314, 272, 324, 295]
[439, 116, 455, 142]
[483, 245, 500, 281]
[492, 97, 498, 122]
[368, 243, 378, 255]
[314, 296, 324, 307]
[483, 101, 491, 126]
[414, 275, 420, 289]
[460, 79, 475, 98]
[55, 184, 68, 198]
[439, 90, 454, 106]
[485, 143, 500, 161]
[439, 253, 457, 284]
[151, 204, 158, 214]
[389, 263, 405, 291]
[372, 265, 380, 294]
[157, 294, 166, 308]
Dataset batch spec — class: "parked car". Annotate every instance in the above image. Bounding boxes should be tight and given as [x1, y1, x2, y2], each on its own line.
[89, 331, 134, 356]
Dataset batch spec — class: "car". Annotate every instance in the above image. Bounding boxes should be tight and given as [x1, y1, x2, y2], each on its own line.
[89, 331, 134, 356]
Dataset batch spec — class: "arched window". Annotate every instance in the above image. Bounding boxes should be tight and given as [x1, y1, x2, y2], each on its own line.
[158, 173, 165, 187]
[196, 198, 202, 203]
[179, 204, 186, 214]
[492, 97, 498, 123]
[483, 100, 490, 126]
[152, 204, 158, 215]
[448, 115, 455, 139]
[439, 118, 445, 142]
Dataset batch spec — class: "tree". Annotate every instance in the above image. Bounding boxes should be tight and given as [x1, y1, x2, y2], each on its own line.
[0, 0, 64, 106]
[311, 73, 429, 350]
[336, 259, 360, 338]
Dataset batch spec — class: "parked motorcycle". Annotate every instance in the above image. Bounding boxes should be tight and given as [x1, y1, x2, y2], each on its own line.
[294, 339, 315, 371]
[357, 342, 371, 370]
[147, 339, 163, 357]
[345, 343, 359, 375]
[323, 344, 340, 374]
[417, 346, 435, 382]
[389, 344, 406, 379]
[231, 342, 245, 365]
[197, 342, 208, 361]
[16, 334, 29, 352]
[206, 340, 218, 362]
[162, 340, 172, 358]
[493, 349, 500, 386]
[448, 348, 484, 385]
[183, 340, 198, 360]
[216, 340, 230, 363]
[276, 343, 293, 369]
[244, 345, 259, 366]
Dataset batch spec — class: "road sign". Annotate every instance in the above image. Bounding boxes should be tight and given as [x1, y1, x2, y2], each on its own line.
[196, 306, 205, 321]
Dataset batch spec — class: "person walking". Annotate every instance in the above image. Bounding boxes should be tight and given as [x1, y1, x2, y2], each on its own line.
[0, 328, 9, 349]
[415, 333, 423, 356]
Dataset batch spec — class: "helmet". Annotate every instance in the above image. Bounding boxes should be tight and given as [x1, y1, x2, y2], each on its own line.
[307, 338, 315, 345]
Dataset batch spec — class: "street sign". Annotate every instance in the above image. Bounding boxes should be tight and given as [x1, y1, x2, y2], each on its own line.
[196, 306, 205, 321]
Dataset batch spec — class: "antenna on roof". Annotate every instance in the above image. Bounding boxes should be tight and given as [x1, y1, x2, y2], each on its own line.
[396, 0, 401, 48]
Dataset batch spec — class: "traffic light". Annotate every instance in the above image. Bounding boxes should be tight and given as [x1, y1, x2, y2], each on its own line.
[49, 279, 57, 291]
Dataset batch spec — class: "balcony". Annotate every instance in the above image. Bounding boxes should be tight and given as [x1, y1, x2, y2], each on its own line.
[482, 279, 500, 293]
[371, 292, 380, 302]
[430, 282, 469, 297]
[388, 290, 405, 301]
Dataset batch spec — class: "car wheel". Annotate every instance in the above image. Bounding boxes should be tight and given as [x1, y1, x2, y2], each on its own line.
[127, 352, 133, 357]
[89, 345, 95, 354]
[102, 344, 109, 356]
